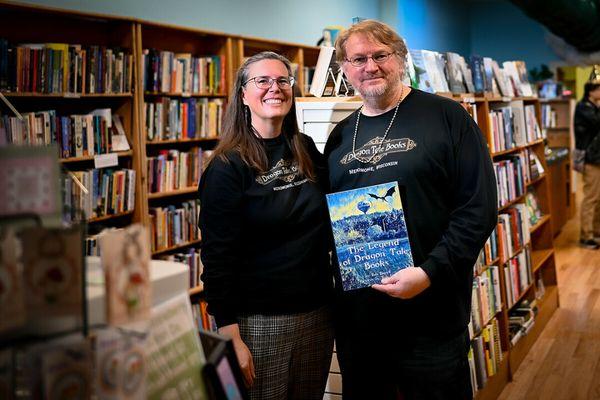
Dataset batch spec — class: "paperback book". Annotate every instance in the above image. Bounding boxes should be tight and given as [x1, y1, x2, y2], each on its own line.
[326, 182, 414, 291]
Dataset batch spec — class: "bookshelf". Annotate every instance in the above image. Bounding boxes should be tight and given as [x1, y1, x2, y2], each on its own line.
[462, 96, 559, 400]
[0, 1, 323, 297]
[541, 98, 577, 234]
[0, 2, 143, 234]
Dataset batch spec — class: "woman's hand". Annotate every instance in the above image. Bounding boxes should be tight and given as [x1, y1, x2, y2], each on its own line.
[218, 324, 256, 387]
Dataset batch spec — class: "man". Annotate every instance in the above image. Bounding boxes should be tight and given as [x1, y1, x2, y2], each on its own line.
[324, 20, 498, 399]
[574, 66, 600, 250]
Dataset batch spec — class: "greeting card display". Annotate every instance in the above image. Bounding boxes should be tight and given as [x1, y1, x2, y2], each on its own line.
[20, 226, 83, 322]
[0, 228, 26, 333]
[100, 225, 152, 326]
[42, 338, 92, 400]
[95, 327, 147, 400]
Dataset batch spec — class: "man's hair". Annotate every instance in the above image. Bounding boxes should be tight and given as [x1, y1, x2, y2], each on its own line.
[583, 82, 600, 100]
[335, 19, 408, 64]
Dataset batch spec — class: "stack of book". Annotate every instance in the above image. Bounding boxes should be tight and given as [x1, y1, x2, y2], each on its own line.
[0, 39, 133, 94]
[498, 204, 530, 263]
[494, 155, 527, 208]
[145, 97, 223, 141]
[147, 147, 204, 194]
[468, 317, 504, 394]
[62, 168, 136, 222]
[149, 199, 200, 252]
[508, 299, 538, 345]
[191, 299, 217, 332]
[0, 109, 128, 158]
[159, 248, 203, 290]
[504, 247, 533, 308]
[142, 49, 225, 94]
[470, 266, 502, 336]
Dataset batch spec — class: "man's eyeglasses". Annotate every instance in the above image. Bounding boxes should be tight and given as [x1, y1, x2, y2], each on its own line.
[345, 52, 397, 67]
[244, 76, 295, 90]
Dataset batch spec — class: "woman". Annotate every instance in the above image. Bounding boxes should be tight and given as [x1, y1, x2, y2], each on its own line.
[198, 51, 334, 400]
[574, 66, 600, 249]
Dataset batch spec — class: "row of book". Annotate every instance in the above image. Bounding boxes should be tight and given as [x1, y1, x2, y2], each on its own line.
[0, 39, 133, 94]
[145, 97, 224, 141]
[498, 204, 530, 263]
[191, 299, 217, 332]
[142, 49, 225, 95]
[504, 247, 533, 308]
[508, 299, 538, 346]
[468, 317, 504, 394]
[470, 265, 502, 336]
[480, 228, 500, 269]
[487, 103, 542, 153]
[540, 104, 558, 128]
[408, 49, 534, 97]
[62, 168, 136, 222]
[159, 248, 204, 290]
[494, 155, 527, 208]
[147, 147, 204, 194]
[149, 199, 200, 252]
[0, 108, 129, 158]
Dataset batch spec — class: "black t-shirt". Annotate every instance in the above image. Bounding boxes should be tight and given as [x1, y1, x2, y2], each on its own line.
[198, 134, 333, 327]
[325, 89, 497, 337]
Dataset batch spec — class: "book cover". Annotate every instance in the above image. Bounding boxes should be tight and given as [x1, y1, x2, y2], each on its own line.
[409, 49, 434, 93]
[326, 182, 414, 291]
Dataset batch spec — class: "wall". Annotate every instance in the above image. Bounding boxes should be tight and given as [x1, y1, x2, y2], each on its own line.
[397, 0, 471, 56]
[469, 0, 558, 70]
[17, 0, 379, 46]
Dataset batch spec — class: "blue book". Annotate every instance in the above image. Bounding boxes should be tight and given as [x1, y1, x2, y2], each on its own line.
[469, 55, 485, 93]
[326, 182, 414, 291]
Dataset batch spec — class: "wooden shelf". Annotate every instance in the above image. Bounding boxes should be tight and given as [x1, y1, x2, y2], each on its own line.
[148, 187, 198, 199]
[508, 286, 559, 372]
[491, 146, 523, 158]
[0, 91, 133, 98]
[525, 138, 545, 147]
[531, 248, 555, 273]
[530, 215, 551, 234]
[526, 173, 546, 187]
[188, 284, 204, 295]
[499, 194, 526, 211]
[88, 210, 134, 223]
[508, 282, 534, 311]
[474, 352, 510, 400]
[144, 91, 226, 98]
[60, 150, 133, 164]
[152, 238, 202, 256]
[146, 137, 218, 145]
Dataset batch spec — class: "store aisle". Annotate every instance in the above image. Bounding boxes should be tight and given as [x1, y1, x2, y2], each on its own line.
[498, 216, 600, 400]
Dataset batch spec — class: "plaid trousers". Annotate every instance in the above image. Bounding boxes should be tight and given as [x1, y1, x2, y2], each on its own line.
[238, 306, 334, 400]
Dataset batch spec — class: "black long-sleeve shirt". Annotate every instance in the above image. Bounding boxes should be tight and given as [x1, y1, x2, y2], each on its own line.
[198, 134, 333, 327]
[574, 98, 600, 164]
[324, 89, 498, 337]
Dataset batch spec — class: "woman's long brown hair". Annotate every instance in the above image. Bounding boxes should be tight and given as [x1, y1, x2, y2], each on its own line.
[206, 51, 315, 181]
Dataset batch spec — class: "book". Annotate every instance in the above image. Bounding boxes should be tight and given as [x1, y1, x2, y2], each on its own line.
[326, 181, 414, 291]
[309, 46, 337, 97]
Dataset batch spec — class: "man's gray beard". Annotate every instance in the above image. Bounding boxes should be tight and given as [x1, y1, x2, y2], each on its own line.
[356, 72, 402, 99]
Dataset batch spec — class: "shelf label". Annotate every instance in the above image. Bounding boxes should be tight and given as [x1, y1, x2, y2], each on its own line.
[63, 92, 81, 98]
[94, 153, 119, 169]
[502, 96, 512, 102]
